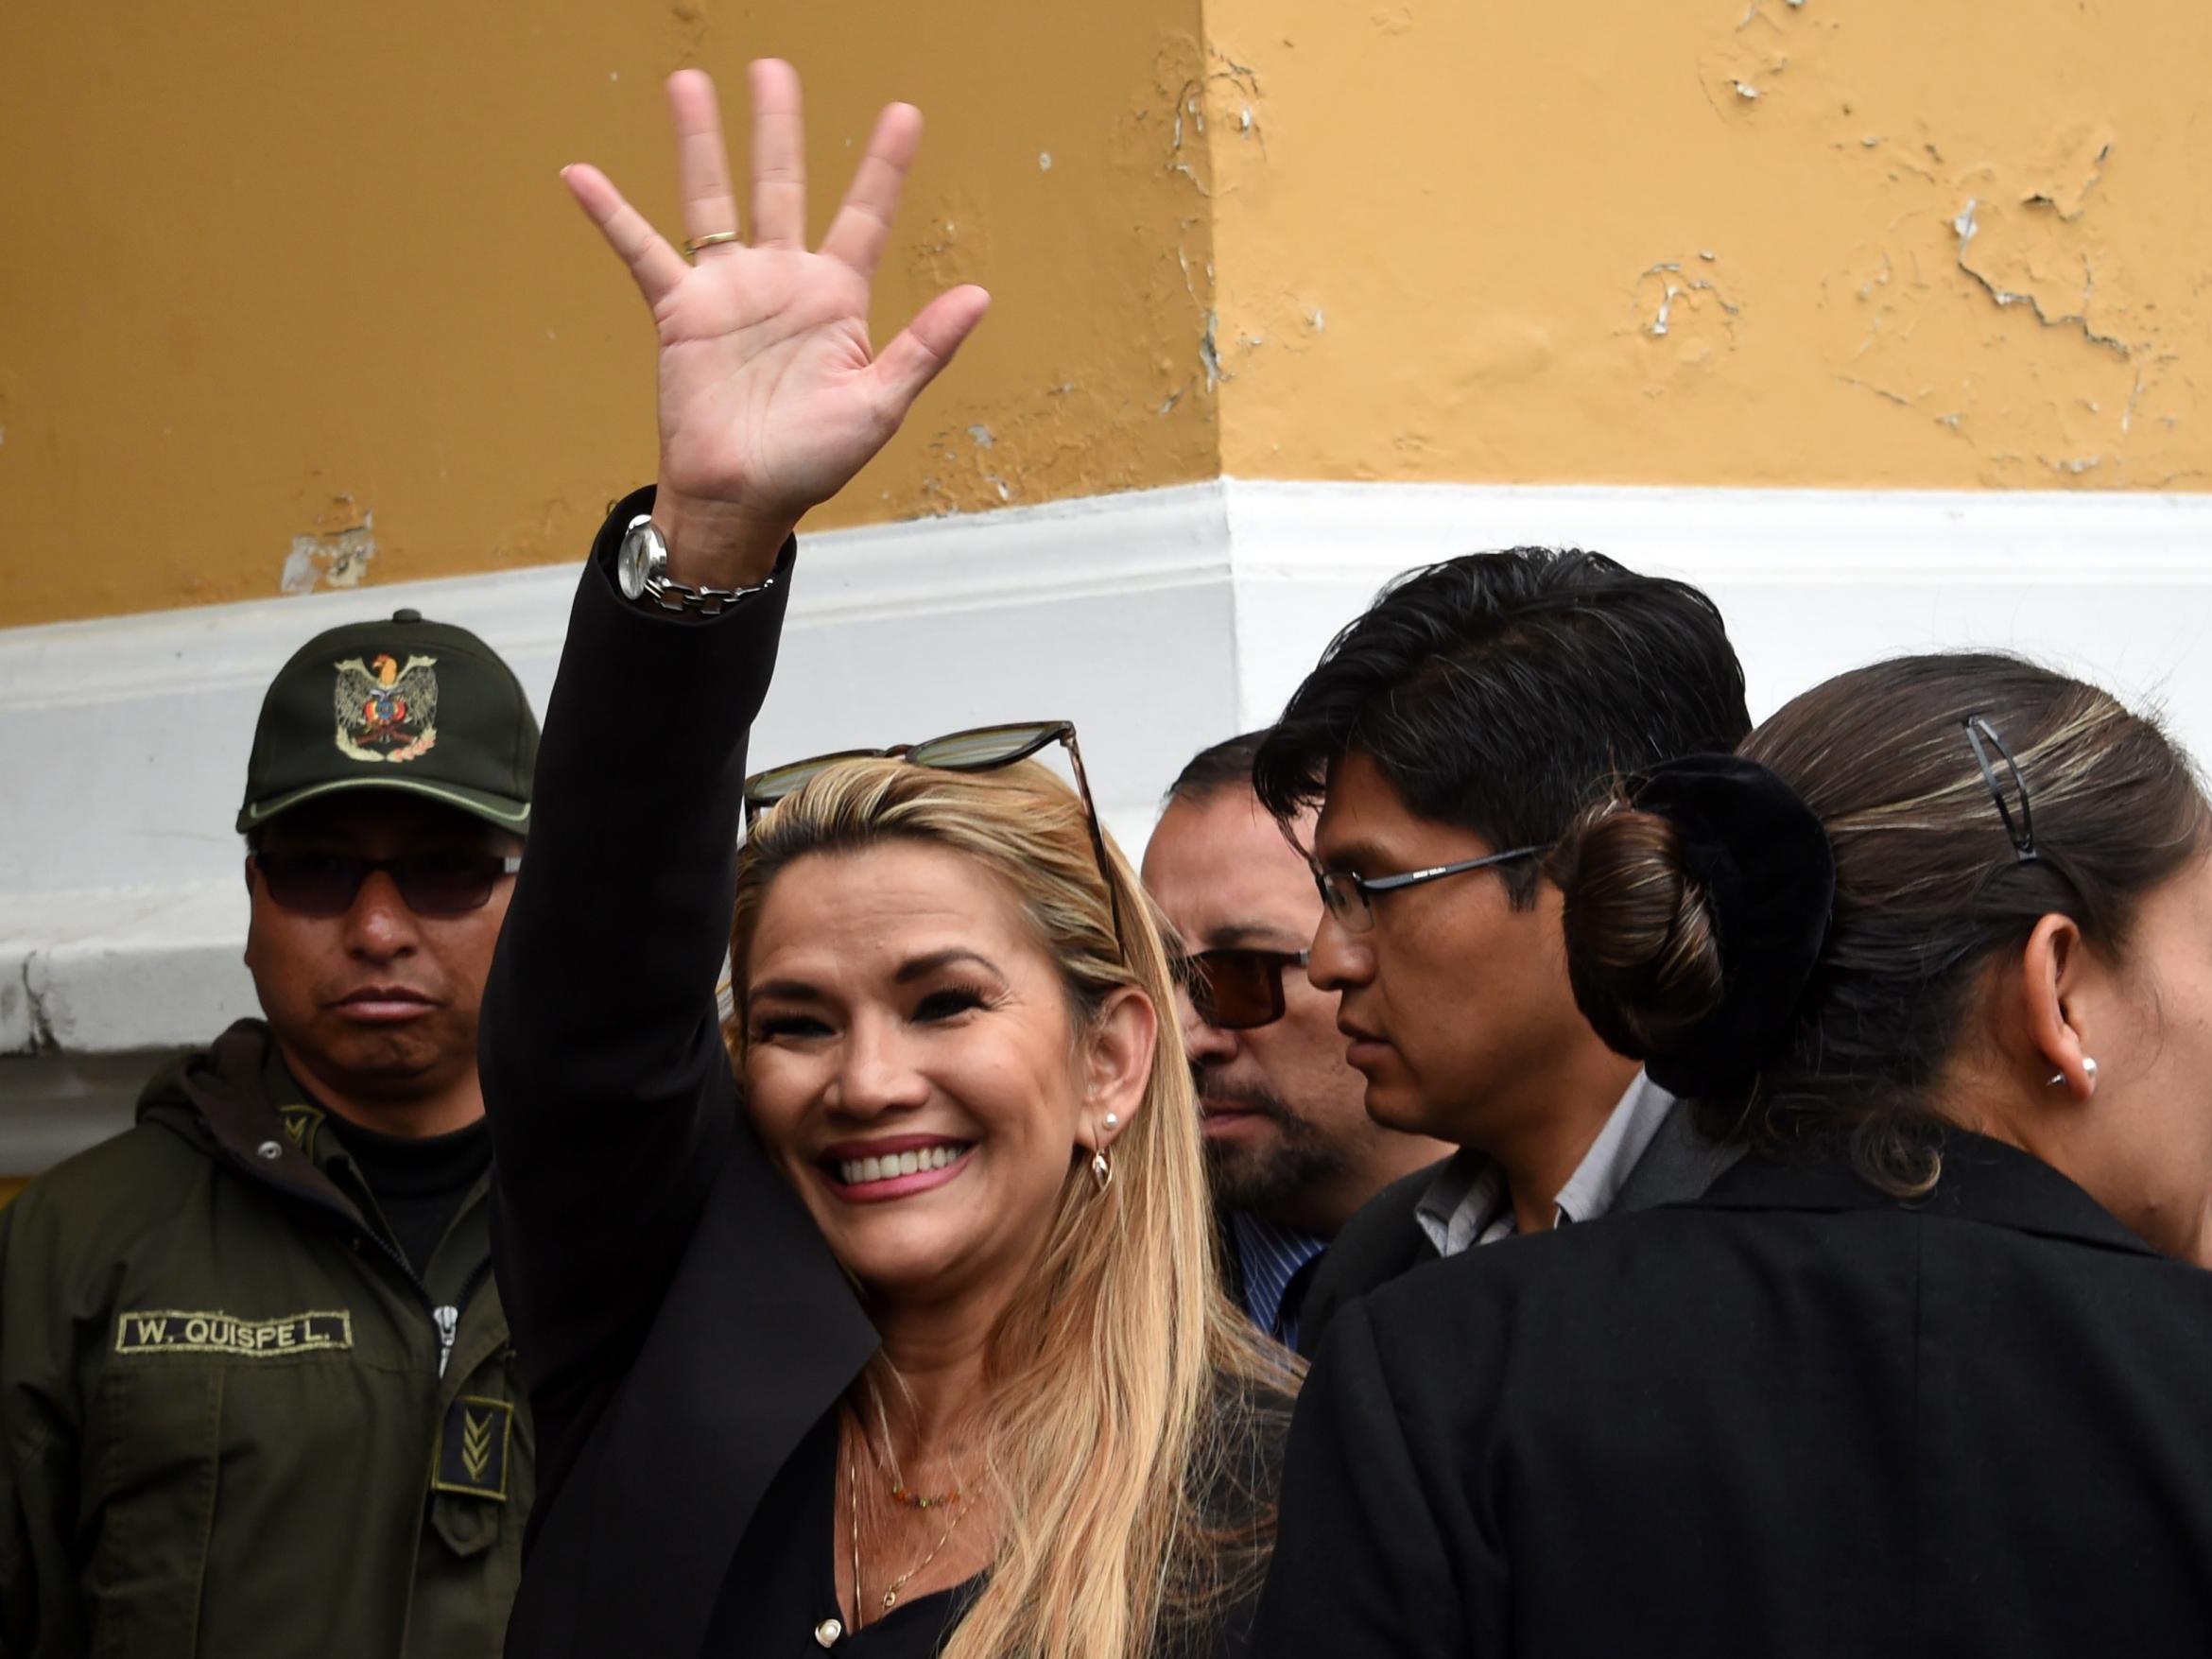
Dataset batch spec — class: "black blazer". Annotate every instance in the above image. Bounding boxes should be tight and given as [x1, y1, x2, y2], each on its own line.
[1295, 1094, 1737, 1357]
[1250, 1132, 2212, 1656]
[480, 493, 879, 1658]
[481, 499, 1285, 1657]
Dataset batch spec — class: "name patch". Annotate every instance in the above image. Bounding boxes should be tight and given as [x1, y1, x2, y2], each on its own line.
[115, 1309, 353, 1357]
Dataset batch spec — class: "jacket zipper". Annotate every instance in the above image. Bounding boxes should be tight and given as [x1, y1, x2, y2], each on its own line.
[233, 1150, 495, 1381]
[432, 1258, 500, 1378]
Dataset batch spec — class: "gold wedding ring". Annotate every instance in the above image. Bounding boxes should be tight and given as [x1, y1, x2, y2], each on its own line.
[683, 231, 743, 257]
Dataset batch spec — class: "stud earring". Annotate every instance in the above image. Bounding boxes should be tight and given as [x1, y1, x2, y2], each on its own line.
[2048, 1056, 2099, 1089]
[1090, 1148, 1114, 1192]
[1103, 1113, 1120, 1132]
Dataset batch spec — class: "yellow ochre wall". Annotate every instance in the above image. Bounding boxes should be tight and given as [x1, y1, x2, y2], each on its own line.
[0, 0, 1218, 626]
[3, 0, 2205, 630]
[1197, 0, 2210, 489]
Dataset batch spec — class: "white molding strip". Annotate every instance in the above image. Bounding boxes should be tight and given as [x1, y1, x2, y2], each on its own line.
[4, 477, 2209, 1085]
[1224, 477, 2212, 579]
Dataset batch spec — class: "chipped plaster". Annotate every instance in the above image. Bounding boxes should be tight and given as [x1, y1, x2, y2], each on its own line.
[1201, 0, 2208, 489]
[2, 0, 2203, 627]
[1, 0, 1224, 623]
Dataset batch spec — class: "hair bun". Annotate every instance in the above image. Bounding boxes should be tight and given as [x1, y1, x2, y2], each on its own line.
[1558, 753, 1836, 1097]
[1558, 804, 1727, 1064]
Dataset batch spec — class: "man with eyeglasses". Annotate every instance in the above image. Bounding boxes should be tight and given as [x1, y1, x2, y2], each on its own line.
[1249, 549, 1754, 1358]
[0, 608, 537, 1658]
[1143, 732, 1451, 1350]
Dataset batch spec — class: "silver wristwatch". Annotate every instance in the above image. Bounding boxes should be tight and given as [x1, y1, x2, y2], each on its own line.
[615, 513, 775, 616]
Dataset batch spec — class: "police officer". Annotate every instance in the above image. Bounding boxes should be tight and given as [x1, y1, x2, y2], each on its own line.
[0, 609, 537, 1659]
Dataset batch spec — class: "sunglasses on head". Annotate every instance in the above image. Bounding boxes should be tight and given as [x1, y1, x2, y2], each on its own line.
[252, 849, 523, 917]
[1178, 946, 1312, 1030]
[743, 720, 1125, 950]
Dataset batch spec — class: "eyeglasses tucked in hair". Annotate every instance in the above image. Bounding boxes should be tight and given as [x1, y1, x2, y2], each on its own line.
[252, 850, 523, 917]
[1312, 845, 1547, 934]
[1178, 947, 1311, 1030]
[743, 721, 1125, 948]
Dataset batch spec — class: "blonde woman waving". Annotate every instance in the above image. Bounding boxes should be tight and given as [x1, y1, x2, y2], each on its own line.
[481, 62, 1291, 1658]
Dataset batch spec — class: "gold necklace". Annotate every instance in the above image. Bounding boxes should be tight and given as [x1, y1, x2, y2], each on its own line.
[842, 1408, 973, 1631]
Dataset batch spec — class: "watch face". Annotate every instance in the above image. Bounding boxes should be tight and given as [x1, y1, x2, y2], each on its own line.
[617, 527, 653, 600]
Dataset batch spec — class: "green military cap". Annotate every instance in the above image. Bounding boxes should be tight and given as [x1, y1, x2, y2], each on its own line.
[236, 608, 538, 835]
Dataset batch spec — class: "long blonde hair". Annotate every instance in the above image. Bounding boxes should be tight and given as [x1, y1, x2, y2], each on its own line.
[727, 755, 1294, 1658]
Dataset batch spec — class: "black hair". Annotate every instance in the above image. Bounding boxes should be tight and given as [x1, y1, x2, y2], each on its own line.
[1557, 652, 2210, 1192]
[1252, 549, 1749, 905]
[1162, 730, 1271, 808]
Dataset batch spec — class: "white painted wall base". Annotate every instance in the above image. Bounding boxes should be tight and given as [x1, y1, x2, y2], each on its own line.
[4, 478, 2209, 1162]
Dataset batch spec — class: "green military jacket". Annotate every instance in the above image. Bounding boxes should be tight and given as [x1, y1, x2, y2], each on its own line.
[0, 1020, 531, 1658]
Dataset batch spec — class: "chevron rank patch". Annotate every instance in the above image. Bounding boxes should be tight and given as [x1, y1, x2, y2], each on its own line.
[279, 1103, 326, 1160]
[432, 1395, 513, 1501]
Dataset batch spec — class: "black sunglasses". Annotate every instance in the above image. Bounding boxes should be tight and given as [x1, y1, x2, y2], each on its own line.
[743, 720, 1124, 951]
[252, 850, 523, 917]
[1180, 946, 1311, 1030]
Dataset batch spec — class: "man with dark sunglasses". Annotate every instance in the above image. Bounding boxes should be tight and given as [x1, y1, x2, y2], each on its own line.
[1251, 549, 1754, 1358]
[1143, 732, 1451, 1350]
[0, 608, 537, 1658]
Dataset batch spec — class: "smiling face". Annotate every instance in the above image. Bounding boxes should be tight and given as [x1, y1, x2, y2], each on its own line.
[741, 840, 1144, 1305]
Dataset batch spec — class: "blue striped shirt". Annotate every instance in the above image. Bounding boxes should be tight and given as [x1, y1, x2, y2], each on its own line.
[1227, 1210, 1329, 1351]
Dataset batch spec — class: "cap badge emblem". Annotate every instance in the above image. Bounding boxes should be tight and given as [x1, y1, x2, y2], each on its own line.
[334, 653, 440, 764]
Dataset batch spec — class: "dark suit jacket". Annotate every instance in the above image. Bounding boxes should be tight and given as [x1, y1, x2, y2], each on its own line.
[479, 493, 880, 1658]
[1296, 1094, 1737, 1357]
[480, 496, 1285, 1657]
[1252, 1132, 2212, 1657]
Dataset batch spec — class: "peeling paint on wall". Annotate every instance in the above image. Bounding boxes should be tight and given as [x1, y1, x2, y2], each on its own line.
[1825, 105, 2190, 484]
[1, 0, 1229, 623]
[1202, 0, 2209, 490]
[5, 0, 2206, 626]
[280, 512, 377, 596]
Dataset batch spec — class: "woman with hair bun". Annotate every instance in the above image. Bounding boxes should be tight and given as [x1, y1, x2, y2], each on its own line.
[1253, 651, 2212, 1656]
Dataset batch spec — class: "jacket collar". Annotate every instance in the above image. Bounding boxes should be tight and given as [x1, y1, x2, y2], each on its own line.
[1697, 1128, 2160, 1259]
[143, 1017, 370, 1228]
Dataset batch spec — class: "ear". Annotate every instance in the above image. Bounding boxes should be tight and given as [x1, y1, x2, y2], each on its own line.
[1077, 986, 1157, 1150]
[2014, 913, 2098, 1100]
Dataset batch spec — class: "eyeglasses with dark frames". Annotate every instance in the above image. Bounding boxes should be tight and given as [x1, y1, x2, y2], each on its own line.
[251, 850, 524, 917]
[743, 720, 1125, 951]
[1177, 946, 1312, 1030]
[1312, 845, 1547, 934]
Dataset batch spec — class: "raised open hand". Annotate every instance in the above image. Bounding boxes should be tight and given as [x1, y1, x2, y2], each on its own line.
[563, 61, 991, 585]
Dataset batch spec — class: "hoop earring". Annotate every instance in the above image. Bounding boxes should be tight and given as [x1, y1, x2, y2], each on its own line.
[2048, 1056, 2099, 1090]
[1090, 1148, 1114, 1192]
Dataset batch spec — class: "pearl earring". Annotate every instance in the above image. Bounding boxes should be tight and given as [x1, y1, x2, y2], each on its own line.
[2048, 1056, 2099, 1089]
[1103, 1113, 1119, 1131]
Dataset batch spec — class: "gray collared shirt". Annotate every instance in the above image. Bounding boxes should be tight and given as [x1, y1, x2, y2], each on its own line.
[1413, 1070, 1677, 1257]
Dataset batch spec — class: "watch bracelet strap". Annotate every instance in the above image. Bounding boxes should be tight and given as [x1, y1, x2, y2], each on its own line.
[639, 569, 776, 615]
[623, 511, 780, 615]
